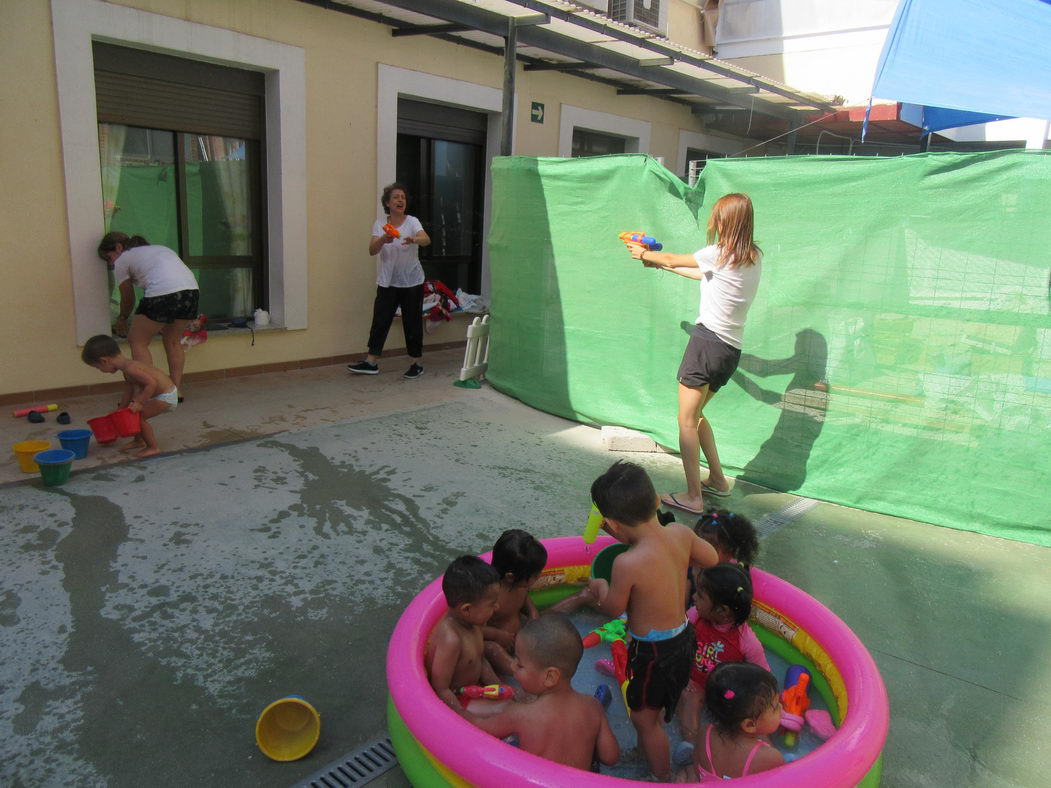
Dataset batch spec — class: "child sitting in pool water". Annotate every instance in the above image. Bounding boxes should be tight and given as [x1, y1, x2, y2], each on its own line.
[426, 556, 505, 714]
[465, 614, 619, 771]
[685, 509, 759, 610]
[484, 529, 548, 676]
[586, 460, 718, 782]
[696, 509, 759, 566]
[678, 563, 770, 741]
[679, 661, 784, 781]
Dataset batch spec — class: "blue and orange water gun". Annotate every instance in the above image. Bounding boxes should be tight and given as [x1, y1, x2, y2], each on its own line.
[618, 231, 663, 252]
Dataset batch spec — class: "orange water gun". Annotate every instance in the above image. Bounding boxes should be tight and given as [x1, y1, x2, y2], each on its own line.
[382, 223, 400, 238]
[779, 665, 812, 748]
[455, 684, 514, 700]
[618, 231, 663, 252]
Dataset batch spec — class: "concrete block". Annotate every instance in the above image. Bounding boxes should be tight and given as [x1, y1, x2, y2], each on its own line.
[601, 425, 660, 452]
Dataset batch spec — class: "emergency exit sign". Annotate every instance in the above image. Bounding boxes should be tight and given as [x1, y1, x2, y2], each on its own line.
[531, 102, 545, 123]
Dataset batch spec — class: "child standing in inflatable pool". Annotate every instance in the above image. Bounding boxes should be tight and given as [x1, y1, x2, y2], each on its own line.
[679, 661, 784, 781]
[586, 460, 718, 782]
[426, 556, 506, 714]
[466, 614, 620, 771]
[484, 529, 548, 676]
[677, 563, 769, 742]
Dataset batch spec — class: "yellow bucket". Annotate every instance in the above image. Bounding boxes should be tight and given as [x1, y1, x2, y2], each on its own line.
[255, 696, 321, 761]
[12, 441, 51, 473]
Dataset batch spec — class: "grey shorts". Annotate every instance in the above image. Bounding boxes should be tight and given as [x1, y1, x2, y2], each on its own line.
[677, 323, 741, 392]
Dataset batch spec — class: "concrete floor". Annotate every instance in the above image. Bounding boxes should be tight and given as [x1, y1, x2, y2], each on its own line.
[2, 349, 1048, 787]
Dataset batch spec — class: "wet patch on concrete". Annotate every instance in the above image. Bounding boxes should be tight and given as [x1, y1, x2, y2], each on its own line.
[0, 400, 625, 787]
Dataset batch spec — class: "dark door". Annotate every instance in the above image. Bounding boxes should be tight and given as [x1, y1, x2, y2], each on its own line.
[397, 100, 487, 293]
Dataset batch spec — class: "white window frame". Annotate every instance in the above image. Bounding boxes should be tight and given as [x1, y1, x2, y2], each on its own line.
[376, 65, 503, 299]
[51, 0, 307, 343]
[558, 106, 651, 158]
[677, 129, 744, 177]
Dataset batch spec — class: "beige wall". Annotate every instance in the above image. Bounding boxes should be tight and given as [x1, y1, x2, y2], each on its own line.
[3, 0, 716, 397]
[668, 0, 707, 54]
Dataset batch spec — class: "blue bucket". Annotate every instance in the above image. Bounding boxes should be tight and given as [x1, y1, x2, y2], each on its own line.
[57, 429, 92, 459]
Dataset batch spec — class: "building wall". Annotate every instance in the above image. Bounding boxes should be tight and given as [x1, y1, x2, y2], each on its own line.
[714, 0, 898, 105]
[2, 0, 723, 396]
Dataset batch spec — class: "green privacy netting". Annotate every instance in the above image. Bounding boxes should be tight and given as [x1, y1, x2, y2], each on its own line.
[486, 152, 1051, 546]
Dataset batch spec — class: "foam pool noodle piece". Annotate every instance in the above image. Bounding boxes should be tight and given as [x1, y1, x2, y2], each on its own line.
[583, 502, 603, 543]
[805, 709, 836, 740]
[595, 659, 616, 677]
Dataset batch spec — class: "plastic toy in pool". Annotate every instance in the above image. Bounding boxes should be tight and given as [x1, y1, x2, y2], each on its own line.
[387, 536, 888, 787]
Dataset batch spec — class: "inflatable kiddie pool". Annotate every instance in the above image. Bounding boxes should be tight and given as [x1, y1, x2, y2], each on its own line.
[387, 536, 888, 786]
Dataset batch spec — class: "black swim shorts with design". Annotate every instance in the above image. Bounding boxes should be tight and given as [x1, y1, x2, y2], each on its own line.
[626, 623, 697, 722]
[135, 289, 200, 323]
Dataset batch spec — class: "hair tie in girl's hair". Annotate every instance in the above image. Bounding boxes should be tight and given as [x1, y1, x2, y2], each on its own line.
[736, 586, 743, 593]
[724, 689, 735, 699]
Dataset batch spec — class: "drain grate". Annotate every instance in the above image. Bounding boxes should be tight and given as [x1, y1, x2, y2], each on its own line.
[292, 734, 398, 788]
[754, 497, 820, 540]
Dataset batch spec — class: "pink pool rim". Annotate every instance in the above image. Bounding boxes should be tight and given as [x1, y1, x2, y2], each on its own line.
[387, 536, 889, 786]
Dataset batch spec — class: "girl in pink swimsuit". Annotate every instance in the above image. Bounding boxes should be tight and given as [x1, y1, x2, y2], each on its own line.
[687, 662, 785, 781]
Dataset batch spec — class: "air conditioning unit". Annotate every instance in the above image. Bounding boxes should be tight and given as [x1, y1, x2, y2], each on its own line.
[608, 0, 668, 36]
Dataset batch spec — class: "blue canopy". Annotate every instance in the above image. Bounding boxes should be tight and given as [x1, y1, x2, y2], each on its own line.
[868, 0, 1051, 135]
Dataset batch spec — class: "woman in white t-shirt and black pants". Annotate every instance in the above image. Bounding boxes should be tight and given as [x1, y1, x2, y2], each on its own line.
[348, 183, 431, 379]
[627, 193, 762, 515]
[97, 232, 200, 399]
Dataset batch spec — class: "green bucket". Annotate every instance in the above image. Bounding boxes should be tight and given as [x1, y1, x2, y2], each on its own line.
[34, 449, 75, 487]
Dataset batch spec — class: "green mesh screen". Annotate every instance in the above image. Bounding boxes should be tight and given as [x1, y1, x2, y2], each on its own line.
[487, 152, 1051, 546]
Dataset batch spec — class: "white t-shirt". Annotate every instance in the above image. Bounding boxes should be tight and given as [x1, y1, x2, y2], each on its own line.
[692, 244, 762, 349]
[371, 216, 425, 288]
[113, 245, 198, 298]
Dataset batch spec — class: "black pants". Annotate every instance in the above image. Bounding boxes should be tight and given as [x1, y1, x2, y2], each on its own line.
[367, 284, 425, 358]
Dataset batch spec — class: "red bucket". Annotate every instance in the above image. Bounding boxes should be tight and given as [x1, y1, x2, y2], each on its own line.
[107, 408, 141, 437]
[87, 415, 119, 444]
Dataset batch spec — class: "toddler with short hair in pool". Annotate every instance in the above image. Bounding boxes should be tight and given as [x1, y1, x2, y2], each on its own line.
[483, 529, 548, 676]
[425, 556, 507, 714]
[465, 613, 619, 771]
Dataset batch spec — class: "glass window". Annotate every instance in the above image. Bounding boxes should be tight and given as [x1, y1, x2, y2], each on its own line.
[572, 129, 628, 157]
[94, 43, 265, 322]
[98, 123, 261, 320]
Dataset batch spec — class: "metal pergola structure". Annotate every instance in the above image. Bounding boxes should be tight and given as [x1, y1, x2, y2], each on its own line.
[298, 0, 841, 154]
